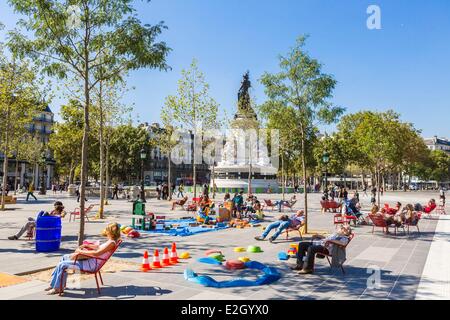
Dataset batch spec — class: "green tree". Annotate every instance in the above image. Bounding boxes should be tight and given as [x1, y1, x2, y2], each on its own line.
[48, 101, 84, 184]
[429, 150, 450, 185]
[336, 110, 428, 204]
[260, 36, 344, 233]
[91, 76, 131, 218]
[313, 133, 348, 186]
[0, 53, 46, 210]
[161, 59, 220, 198]
[109, 124, 149, 184]
[8, 0, 171, 244]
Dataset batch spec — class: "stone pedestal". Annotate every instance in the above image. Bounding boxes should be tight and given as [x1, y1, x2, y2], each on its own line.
[68, 184, 77, 196]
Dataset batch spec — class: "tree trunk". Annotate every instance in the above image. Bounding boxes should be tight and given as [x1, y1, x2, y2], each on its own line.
[105, 137, 110, 204]
[98, 82, 105, 219]
[14, 158, 19, 195]
[300, 126, 308, 234]
[376, 166, 381, 208]
[193, 163, 197, 198]
[1, 119, 10, 211]
[78, 33, 90, 245]
[69, 161, 75, 185]
[281, 155, 285, 201]
[168, 154, 172, 201]
[1, 153, 8, 211]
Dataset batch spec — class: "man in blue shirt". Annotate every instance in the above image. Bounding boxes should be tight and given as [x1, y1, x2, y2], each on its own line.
[255, 210, 305, 243]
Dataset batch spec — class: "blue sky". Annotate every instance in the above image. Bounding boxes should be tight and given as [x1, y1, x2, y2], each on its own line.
[1, 0, 449, 138]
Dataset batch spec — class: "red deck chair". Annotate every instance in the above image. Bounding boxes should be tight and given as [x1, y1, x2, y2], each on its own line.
[321, 200, 341, 213]
[59, 239, 123, 295]
[69, 204, 95, 222]
[282, 224, 304, 240]
[315, 233, 355, 274]
[186, 197, 200, 212]
[368, 214, 404, 235]
[283, 200, 297, 212]
[263, 199, 276, 211]
[333, 214, 357, 228]
[403, 217, 420, 235]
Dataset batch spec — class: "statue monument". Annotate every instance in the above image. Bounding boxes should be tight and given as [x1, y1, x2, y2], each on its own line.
[212, 72, 279, 193]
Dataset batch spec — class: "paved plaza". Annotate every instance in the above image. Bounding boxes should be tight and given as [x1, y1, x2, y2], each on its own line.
[0, 190, 448, 300]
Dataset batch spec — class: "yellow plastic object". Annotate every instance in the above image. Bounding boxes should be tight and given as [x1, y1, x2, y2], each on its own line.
[238, 257, 250, 263]
[290, 243, 299, 250]
[179, 252, 190, 259]
[233, 247, 246, 253]
[123, 227, 133, 235]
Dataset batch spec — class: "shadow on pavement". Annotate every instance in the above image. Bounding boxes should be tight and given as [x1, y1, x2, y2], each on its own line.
[61, 285, 172, 299]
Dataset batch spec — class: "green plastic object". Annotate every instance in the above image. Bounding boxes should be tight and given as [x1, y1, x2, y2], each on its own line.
[247, 245, 263, 253]
[208, 252, 225, 262]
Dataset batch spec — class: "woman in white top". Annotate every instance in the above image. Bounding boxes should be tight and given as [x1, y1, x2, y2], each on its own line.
[46, 222, 121, 295]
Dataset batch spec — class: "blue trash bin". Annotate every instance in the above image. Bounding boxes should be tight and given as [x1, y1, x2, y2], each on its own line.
[35, 215, 62, 252]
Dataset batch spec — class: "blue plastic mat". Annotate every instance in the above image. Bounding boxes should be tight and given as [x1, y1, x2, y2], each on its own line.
[184, 261, 281, 288]
[138, 219, 229, 237]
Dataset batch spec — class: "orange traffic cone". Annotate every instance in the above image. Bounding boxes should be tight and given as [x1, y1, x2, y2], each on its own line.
[141, 250, 151, 272]
[162, 247, 171, 266]
[151, 249, 162, 268]
[169, 242, 178, 264]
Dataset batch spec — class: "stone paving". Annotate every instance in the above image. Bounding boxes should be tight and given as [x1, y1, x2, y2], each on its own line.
[0, 190, 447, 300]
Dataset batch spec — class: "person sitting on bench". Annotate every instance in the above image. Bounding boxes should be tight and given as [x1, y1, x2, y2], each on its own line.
[8, 201, 66, 240]
[171, 196, 188, 210]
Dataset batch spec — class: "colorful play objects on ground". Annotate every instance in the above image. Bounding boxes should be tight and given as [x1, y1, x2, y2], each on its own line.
[205, 249, 222, 256]
[225, 259, 246, 270]
[208, 252, 225, 262]
[279, 243, 298, 260]
[170, 242, 179, 263]
[179, 252, 190, 259]
[141, 250, 151, 272]
[278, 252, 289, 261]
[247, 245, 263, 253]
[233, 247, 246, 252]
[238, 257, 251, 263]
[117, 225, 140, 238]
[184, 261, 281, 288]
[151, 249, 162, 268]
[140, 218, 229, 237]
[197, 257, 222, 265]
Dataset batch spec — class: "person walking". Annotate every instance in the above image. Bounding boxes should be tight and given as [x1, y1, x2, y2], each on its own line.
[26, 183, 37, 201]
[177, 183, 185, 198]
[440, 187, 446, 206]
[112, 184, 119, 200]
[156, 184, 161, 200]
[76, 185, 88, 203]
[202, 183, 209, 199]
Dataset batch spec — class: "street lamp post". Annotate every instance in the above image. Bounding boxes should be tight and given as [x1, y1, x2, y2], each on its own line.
[140, 148, 147, 203]
[39, 152, 47, 195]
[322, 151, 330, 193]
